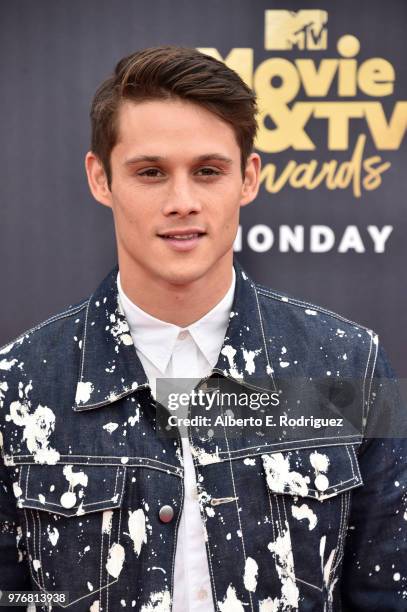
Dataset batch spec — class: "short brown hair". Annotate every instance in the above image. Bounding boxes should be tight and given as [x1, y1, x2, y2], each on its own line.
[90, 46, 258, 187]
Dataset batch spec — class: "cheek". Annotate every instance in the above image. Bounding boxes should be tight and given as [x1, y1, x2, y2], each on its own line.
[211, 184, 242, 213]
[218, 194, 242, 226]
[113, 190, 149, 224]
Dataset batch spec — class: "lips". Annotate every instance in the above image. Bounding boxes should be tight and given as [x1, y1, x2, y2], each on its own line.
[161, 233, 202, 240]
[157, 228, 206, 251]
[158, 228, 206, 240]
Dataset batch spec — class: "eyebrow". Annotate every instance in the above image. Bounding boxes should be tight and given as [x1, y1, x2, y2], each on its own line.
[124, 153, 234, 165]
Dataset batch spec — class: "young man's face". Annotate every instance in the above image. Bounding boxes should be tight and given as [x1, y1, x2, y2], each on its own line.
[86, 98, 260, 287]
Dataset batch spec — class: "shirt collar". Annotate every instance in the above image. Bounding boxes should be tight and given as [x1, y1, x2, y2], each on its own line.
[117, 268, 236, 373]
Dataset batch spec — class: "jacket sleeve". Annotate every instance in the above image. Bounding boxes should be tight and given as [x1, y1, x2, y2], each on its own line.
[340, 338, 407, 610]
[0, 455, 32, 591]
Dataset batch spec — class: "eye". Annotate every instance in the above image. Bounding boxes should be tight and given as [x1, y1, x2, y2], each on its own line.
[195, 167, 222, 176]
[137, 168, 163, 177]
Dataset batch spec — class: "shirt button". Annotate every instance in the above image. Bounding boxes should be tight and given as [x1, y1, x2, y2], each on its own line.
[196, 588, 208, 601]
[159, 505, 174, 523]
[178, 330, 188, 340]
[190, 485, 199, 500]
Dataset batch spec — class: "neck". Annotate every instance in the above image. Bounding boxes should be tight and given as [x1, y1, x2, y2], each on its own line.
[118, 254, 234, 327]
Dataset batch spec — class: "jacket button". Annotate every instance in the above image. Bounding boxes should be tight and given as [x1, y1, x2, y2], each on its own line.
[159, 505, 174, 523]
[315, 474, 329, 492]
[60, 491, 77, 508]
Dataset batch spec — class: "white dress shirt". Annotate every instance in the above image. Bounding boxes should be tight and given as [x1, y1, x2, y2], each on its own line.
[117, 269, 236, 611]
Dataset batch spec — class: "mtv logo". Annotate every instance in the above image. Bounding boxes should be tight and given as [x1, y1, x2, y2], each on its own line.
[265, 10, 328, 50]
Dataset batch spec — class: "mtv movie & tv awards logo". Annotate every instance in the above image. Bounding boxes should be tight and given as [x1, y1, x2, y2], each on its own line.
[199, 10, 406, 253]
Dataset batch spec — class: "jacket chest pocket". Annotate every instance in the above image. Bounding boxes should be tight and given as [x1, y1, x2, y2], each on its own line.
[261, 443, 363, 597]
[15, 462, 126, 608]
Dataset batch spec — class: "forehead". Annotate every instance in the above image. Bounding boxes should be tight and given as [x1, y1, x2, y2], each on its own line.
[114, 98, 239, 155]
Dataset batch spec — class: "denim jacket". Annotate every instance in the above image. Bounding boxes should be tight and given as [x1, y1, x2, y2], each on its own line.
[0, 259, 406, 611]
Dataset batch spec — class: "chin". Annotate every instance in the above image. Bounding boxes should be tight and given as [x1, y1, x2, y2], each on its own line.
[158, 261, 211, 287]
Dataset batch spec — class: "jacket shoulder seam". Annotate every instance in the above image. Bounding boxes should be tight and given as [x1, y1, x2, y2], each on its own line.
[0, 299, 89, 354]
[255, 285, 374, 334]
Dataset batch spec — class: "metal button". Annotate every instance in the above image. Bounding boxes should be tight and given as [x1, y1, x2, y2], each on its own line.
[315, 474, 329, 492]
[60, 491, 76, 509]
[159, 504, 174, 523]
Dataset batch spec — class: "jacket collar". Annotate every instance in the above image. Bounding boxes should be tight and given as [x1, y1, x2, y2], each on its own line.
[72, 258, 276, 411]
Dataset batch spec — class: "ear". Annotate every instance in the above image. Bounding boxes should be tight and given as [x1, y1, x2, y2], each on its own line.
[85, 151, 113, 208]
[240, 152, 261, 208]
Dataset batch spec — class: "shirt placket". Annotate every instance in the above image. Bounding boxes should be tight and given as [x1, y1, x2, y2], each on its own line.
[171, 331, 215, 611]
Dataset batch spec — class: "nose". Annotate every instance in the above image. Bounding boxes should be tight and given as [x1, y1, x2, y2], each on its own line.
[161, 173, 202, 217]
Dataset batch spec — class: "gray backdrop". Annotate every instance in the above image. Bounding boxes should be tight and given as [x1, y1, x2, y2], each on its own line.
[1, 0, 406, 374]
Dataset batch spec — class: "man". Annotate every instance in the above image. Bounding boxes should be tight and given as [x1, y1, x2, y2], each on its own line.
[0, 46, 406, 611]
